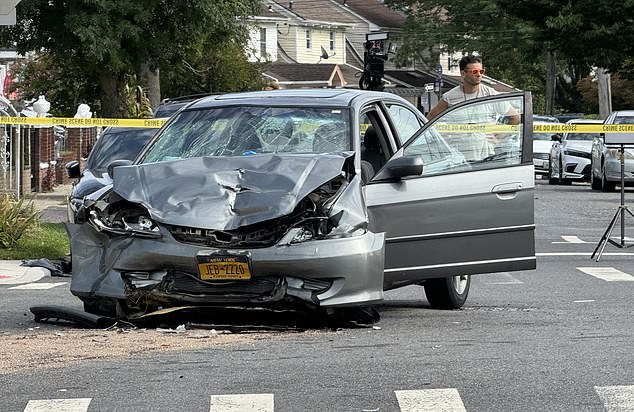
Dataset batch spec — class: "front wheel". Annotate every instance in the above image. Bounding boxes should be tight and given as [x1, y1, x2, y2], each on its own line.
[590, 164, 602, 190]
[548, 158, 558, 185]
[601, 163, 616, 192]
[424, 275, 471, 309]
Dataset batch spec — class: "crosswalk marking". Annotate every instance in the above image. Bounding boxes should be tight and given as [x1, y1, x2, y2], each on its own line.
[553, 235, 587, 244]
[484, 273, 523, 285]
[24, 398, 91, 412]
[595, 385, 634, 411]
[9, 282, 67, 290]
[577, 267, 634, 282]
[209, 394, 274, 412]
[395, 389, 467, 412]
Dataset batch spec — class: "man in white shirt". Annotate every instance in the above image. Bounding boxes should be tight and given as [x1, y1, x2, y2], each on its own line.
[427, 54, 519, 124]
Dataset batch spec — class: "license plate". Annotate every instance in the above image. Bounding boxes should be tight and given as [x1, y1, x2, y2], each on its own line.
[196, 252, 251, 280]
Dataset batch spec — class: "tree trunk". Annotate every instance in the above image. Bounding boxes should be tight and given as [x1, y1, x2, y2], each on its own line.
[596, 68, 612, 120]
[99, 72, 128, 118]
[141, 64, 161, 111]
[545, 50, 556, 115]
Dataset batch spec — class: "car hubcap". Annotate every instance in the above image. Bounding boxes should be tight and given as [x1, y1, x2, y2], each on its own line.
[453, 275, 468, 294]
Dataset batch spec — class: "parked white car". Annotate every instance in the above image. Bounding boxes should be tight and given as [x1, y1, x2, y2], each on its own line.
[590, 110, 634, 191]
[532, 122, 559, 177]
[549, 118, 603, 185]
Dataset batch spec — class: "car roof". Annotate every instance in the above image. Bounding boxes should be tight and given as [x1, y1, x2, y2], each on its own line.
[188, 89, 399, 110]
[565, 118, 603, 124]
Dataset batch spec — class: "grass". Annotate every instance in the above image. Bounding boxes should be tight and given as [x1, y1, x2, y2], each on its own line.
[0, 222, 69, 261]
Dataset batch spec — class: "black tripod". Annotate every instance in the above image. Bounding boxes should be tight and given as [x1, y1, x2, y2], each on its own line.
[591, 144, 634, 261]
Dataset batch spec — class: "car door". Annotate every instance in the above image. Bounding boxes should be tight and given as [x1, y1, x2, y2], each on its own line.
[364, 92, 535, 289]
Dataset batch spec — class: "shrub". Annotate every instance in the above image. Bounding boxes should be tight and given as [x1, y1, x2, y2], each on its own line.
[0, 194, 40, 248]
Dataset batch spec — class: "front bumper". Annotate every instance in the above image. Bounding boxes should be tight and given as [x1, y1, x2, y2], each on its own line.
[68, 223, 385, 310]
[562, 155, 591, 180]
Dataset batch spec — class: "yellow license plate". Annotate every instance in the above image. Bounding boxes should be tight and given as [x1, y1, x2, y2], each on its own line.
[197, 255, 251, 280]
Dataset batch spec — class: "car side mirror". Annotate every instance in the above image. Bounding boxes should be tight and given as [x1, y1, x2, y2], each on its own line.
[373, 155, 423, 181]
[65, 160, 81, 179]
[107, 159, 134, 179]
[551, 134, 562, 142]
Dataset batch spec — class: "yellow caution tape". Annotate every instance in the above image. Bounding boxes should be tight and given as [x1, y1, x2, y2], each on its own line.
[1, 116, 633, 134]
[0, 116, 166, 128]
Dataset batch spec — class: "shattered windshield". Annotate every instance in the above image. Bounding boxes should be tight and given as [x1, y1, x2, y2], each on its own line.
[142, 106, 351, 163]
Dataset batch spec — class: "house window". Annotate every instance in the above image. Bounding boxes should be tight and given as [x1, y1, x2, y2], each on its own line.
[260, 28, 267, 58]
[306, 29, 311, 49]
[329, 31, 335, 51]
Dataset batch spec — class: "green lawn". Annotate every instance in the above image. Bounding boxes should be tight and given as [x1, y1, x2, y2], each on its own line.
[0, 223, 70, 260]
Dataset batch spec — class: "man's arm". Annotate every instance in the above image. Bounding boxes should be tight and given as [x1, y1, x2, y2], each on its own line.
[426, 99, 448, 120]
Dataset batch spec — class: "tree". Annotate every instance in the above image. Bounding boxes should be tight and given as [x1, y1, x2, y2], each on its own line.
[0, 0, 259, 117]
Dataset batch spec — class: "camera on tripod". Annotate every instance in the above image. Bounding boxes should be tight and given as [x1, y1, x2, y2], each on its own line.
[359, 32, 390, 91]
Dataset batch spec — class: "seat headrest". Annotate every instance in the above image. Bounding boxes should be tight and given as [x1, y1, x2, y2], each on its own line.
[363, 126, 380, 150]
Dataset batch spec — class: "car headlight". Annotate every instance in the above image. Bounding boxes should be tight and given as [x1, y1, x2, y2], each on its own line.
[563, 149, 591, 159]
[88, 204, 162, 238]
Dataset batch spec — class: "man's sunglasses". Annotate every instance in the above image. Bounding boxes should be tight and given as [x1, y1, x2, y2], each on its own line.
[463, 69, 485, 75]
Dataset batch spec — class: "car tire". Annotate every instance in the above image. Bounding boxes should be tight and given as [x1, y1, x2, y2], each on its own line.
[548, 159, 558, 185]
[590, 163, 602, 190]
[559, 160, 572, 185]
[601, 162, 616, 192]
[424, 275, 471, 309]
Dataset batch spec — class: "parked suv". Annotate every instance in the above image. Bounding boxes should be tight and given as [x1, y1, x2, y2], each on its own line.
[590, 110, 634, 191]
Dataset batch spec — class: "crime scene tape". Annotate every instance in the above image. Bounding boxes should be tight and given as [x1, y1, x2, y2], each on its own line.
[1, 116, 634, 133]
[0, 116, 166, 128]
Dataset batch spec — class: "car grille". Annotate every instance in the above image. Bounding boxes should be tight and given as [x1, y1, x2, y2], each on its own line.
[166, 271, 283, 298]
[533, 153, 549, 160]
[170, 224, 282, 248]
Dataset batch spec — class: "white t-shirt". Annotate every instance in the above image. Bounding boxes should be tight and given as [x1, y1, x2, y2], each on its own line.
[442, 83, 499, 107]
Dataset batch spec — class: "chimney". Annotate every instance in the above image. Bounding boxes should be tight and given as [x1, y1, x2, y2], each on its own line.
[289, 0, 293, 9]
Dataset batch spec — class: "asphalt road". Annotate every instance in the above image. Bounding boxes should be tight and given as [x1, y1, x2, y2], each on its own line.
[1, 178, 633, 412]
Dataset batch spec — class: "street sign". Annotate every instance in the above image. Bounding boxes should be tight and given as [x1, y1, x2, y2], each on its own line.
[436, 63, 443, 79]
[424, 83, 434, 92]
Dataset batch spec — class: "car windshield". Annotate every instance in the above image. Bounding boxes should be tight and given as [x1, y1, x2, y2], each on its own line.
[534, 132, 554, 141]
[86, 127, 157, 175]
[615, 116, 634, 124]
[142, 106, 351, 163]
[566, 132, 598, 141]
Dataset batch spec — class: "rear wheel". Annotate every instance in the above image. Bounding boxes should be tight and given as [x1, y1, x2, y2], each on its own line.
[548, 158, 558, 185]
[590, 162, 602, 190]
[424, 275, 471, 309]
[601, 162, 616, 192]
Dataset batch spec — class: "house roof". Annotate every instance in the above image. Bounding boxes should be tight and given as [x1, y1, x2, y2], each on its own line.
[257, 3, 288, 19]
[332, 0, 406, 29]
[268, 0, 358, 25]
[263, 63, 348, 87]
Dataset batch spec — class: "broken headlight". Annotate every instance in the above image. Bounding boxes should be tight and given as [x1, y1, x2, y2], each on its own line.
[88, 202, 162, 238]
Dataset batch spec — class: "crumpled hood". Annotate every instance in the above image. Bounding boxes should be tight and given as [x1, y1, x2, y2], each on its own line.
[111, 153, 352, 230]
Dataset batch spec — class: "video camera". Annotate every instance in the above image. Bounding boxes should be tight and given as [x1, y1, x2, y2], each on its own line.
[359, 32, 390, 91]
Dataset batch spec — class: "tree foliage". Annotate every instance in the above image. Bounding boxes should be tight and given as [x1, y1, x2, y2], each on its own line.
[0, 0, 260, 117]
[387, 0, 633, 113]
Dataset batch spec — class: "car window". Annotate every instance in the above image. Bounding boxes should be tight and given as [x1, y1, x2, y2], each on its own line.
[404, 94, 525, 175]
[86, 128, 157, 174]
[614, 116, 634, 124]
[385, 103, 423, 144]
[142, 106, 351, 163]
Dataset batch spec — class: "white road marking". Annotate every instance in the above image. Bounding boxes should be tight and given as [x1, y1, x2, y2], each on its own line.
[537, 252, 634, 256]
[554, 235, 587, 243]
[9, 282, 67, 290]
[573, 300, 596, 303]
[0, 262, 47, 285]
[24, 398, 91, 412]
[595, 385, 634, 412]
[209, 394, 274, 412]
[577, 267, 634, 282]
[395, 389, 467, 412]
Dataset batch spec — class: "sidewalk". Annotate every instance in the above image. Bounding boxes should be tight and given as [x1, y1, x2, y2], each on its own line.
[0, 184, 74, 277]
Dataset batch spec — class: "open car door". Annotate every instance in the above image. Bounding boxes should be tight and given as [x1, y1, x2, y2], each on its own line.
[365, 91, 535, 290]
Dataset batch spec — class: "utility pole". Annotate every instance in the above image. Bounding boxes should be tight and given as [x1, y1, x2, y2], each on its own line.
[545, 49, 556, 115]
[596, 68, 612, 120]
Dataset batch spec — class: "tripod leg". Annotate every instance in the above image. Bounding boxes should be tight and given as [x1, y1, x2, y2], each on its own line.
[591, 207, 622, 261]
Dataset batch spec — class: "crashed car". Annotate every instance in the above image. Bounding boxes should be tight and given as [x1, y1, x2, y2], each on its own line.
[67, 89, 535, 319]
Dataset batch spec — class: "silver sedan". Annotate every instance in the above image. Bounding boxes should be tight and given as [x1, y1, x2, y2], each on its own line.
[590, 110, 634, 191]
